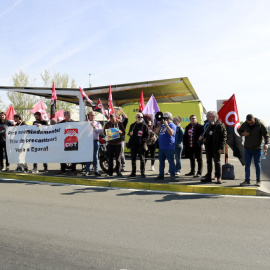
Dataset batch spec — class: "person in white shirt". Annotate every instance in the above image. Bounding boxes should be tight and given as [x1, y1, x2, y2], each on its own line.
[85, 111, 103, 176]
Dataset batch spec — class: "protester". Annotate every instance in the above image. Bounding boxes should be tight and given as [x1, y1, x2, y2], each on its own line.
[32, 111, 48, 173]
[116, 108, 128, 172]
[128, 112, 149, 178]
[183, 115, 204, 177]
[85, 111, 103, 176]
[173, 116, 184, 175]
[145, 119, 158, 171]
[58, 111, 77, 175]
[103, 113, 125, 177]
[200, 111, 226, 184]
[154, 111, 177, 181]
[13, 114, 28, 172]
[0, 112, 14, 171]
[238, 114, 269, 187]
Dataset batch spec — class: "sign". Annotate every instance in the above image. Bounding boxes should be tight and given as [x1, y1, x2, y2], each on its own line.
[105, 127, 120, 141]
[6, 122, 93, 163]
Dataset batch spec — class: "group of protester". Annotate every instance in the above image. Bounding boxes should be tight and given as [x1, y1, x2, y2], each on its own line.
[0, 108, 268, 187]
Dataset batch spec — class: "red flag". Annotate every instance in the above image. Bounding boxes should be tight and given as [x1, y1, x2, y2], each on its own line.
[6, 104, 17, 120]
[94, 99, 107, 117]
[30, 100, 49, 121]
[108, 85, 114, 115]
[49, 110, 65, 122]
[218, 94, 245, 165]
[51, 82, 57, 119]
[79, 87, 95, 106]
[139, 90, 145, 112]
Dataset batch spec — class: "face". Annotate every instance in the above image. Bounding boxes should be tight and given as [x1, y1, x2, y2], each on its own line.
[0, 114, 6, 121]
[65, 112, 71, 121]
[209, 113, 216, 124]
[247, 119, 255, 126]
[136, 113, 143, 123]
[34, 114, 41, 121]
[148, 120, 152, 126]
[173, 119, 179, 126]
[110, 115, 116, 123]
[190, 116, 197, 125]
[88, 112, 95, 121]
[14, 116, 19, 122]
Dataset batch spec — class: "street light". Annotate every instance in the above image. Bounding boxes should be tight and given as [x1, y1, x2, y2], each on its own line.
[89, 73, 92, 88]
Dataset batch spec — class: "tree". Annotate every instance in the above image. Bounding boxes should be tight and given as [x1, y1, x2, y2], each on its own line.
[8, 70, 38, 120]
[40, 70, 77, 112]
[0, 97, 5, 112]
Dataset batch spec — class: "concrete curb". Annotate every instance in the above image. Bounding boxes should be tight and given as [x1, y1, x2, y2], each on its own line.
[0, 172, 264, 196]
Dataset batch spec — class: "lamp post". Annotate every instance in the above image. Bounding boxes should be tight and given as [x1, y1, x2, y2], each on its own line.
[89, 73, 92, 88]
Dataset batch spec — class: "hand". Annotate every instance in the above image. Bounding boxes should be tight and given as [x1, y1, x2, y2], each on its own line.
[243, 130, 250, 136]
[218, 149, 224, 154]
[199, 135, 204, 141]
[118, 130, 122, 134]
[163, 120, 168, 126]
[91, 122, 95, 128]
[129, 131, 133, 136]
[264, 144, 268, 151]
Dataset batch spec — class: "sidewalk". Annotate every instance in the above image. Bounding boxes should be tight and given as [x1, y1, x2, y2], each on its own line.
[1, 153, 269, 196]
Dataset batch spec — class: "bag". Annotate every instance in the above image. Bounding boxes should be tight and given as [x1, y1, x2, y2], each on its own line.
[222, 163, 235, 179]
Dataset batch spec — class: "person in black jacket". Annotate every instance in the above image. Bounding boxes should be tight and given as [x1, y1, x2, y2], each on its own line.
[128, 112, 149, 178]
[0, 112, 14, 171]
[183, 115, 204, 177]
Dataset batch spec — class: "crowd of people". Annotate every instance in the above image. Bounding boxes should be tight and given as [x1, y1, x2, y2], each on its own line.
[0, 109, 269, 186]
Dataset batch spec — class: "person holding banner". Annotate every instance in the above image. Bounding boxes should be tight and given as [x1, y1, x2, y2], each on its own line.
[0, 112, 14, 171]
[200, 111, 227, 184]
[85, 111, 103, 176]
[58, 111, 77, 175]
[239, 114, 269, 187]
[32, 112, 48, 173]
[104, 113, 125, 177]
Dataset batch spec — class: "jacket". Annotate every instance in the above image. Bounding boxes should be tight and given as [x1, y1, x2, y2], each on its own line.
[183, 123, 204, 148]
[204, 121, 227, 152]
[238, 118, 269, 150]
[128, 122, 149, 148]
[175, 125, 184, 148]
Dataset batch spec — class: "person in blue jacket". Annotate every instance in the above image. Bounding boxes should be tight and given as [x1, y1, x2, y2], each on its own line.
[173, 116, 184, 175]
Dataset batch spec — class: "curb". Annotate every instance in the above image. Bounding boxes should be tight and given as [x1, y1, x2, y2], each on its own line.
[0, 172, 262, 197]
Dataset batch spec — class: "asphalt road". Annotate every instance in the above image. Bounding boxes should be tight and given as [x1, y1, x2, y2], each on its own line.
[1, 179, 270, 270]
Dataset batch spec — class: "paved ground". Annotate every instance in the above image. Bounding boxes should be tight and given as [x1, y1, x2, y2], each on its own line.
[1, 181, 270, 270]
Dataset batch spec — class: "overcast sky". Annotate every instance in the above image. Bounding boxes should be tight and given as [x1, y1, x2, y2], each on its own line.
[1, 0, 269, 124]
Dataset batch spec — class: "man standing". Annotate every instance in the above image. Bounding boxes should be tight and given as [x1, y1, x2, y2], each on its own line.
[183, 115, 204, 177]
[32, 112, 48, 173]
[173, 116, 184, 175]
[154, 112, 177, 181]
[128, 112, 149, 178]
[85, 111, 103, 176]
[104, 114, 125, 177]
[58, 111, 77, 175]
[239, 114, 269, 187]
[200, 111, 227, 184]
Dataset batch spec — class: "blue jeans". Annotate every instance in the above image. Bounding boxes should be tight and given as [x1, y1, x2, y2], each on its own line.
[159, 149, 175, 177]
[175, 145, 183, 173]
[86, 140, 99, 173]
[245, 149, 261, 181]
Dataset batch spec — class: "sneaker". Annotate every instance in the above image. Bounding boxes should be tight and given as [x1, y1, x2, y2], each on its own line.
[185, 172, 195, 176]
[201, 178, 212, 183]
[151, 165, 155, 171]
[240, 181, 250, 186]
[176, 171, 181, 175]
[106, 173, 113, 177]
[170, 176, 178, 182]
[217, 178, 222, 184]
[13, 167, 22, 173]
[95, 172, 101, 176]
[141, 174, 146, 178]
[193, 173, 201, 178]
[255, 181, 261, 187]
[128, 173, 136, 177]
[84, 172, 90, 176]
[32, 168, 39, 174]
[5, 166, 9, 171]
[117, 172, 123, 178]
[165, 171, 170, 175]
[154, 175, 164, 180]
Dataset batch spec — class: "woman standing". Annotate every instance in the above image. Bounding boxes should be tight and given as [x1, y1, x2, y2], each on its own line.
[0, 112, 14, 171]
[145, 120, 158, 171]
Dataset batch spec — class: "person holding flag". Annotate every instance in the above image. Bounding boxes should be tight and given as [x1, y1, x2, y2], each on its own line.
[238, 114, 269, 187]
[51, 82, 57, 119]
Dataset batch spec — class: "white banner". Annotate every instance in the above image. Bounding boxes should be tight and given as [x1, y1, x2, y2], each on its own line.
[6, 122, 93, 164]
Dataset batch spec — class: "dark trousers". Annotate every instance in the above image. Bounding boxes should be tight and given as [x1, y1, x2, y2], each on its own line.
[145, 144, 156, 166]
[0, 142, 9, 168]
[61, 163, 76, 172]
[206, 149, 221, 178]
[186, 147, 203, 174]
[33, 163, 48, 170]
[107, 144, 122, 174]
[131, 146, 145, 174]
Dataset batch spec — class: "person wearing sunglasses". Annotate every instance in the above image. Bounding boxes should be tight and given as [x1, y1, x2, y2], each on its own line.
[239, 114, 269, 187]
[128, 113, 149, 178]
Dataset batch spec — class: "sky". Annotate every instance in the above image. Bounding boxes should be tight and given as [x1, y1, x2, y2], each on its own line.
[0, 0, 270, 124]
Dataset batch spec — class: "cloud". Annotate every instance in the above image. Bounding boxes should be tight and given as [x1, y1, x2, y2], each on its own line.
[0, 0, 23, 19]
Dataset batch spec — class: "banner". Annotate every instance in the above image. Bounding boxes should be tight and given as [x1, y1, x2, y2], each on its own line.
[6, 122, 93, 164]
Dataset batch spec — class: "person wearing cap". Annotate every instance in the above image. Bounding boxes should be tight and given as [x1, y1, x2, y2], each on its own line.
[103, 113, 125, 177]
